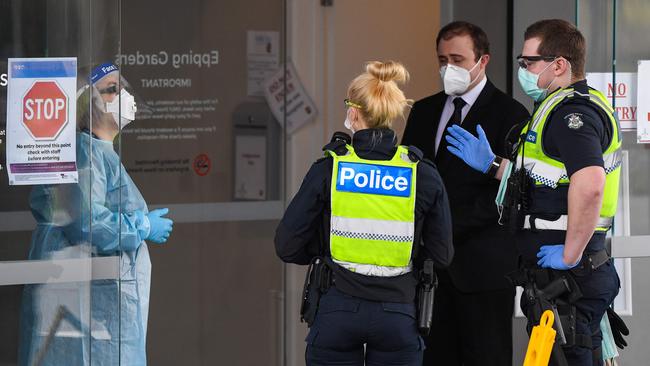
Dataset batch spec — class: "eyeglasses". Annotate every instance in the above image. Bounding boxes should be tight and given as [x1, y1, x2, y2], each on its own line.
[98, 85, 119, 95]
[344, 98, 363, 110]
[516, 54, 562, 69]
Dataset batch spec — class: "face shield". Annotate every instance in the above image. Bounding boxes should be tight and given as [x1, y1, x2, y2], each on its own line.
[91, 62, 137, 130]
[76, 82, 105, 133]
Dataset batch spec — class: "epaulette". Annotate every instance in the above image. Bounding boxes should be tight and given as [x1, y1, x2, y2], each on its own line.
[407, 145, 423, 162]
[322, 131, 351, 156]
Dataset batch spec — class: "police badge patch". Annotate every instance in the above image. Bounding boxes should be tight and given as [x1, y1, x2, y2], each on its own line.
[566, 113, 584, 130]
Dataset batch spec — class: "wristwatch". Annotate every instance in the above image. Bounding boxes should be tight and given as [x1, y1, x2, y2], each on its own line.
[486, 156, 503, 178]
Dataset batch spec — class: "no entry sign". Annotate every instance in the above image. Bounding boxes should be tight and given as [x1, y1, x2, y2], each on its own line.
[6, 58, 78, 185]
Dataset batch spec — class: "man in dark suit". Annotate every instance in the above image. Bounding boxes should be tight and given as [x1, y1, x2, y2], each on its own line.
[402, 21, 530, 366]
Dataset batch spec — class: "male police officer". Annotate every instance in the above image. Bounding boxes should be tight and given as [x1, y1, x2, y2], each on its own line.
[445, 19, 621, 366]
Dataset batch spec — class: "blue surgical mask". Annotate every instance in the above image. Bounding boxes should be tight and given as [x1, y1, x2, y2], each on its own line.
[517, 61, 555, 102]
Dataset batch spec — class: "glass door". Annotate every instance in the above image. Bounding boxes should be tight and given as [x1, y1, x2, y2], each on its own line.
[0, 1, 124, 365]
[118, 0, 287, 364]
[1, 0, 288, 364]
[577, 0, 650, 363]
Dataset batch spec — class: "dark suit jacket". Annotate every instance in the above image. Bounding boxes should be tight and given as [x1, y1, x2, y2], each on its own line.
[402, 79, 530, 292]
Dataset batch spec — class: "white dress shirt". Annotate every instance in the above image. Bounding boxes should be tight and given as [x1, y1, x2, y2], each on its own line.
[435, 76, 488, 154]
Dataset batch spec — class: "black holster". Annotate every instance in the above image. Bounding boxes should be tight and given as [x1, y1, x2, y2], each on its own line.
[502, 167, 532, 233]
[416, 259, 437, 336]
[509, 267, 584, 366]
[300, 257, 331, 327]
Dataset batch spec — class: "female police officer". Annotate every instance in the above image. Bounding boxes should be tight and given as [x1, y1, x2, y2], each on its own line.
[275, 61, 454, 366]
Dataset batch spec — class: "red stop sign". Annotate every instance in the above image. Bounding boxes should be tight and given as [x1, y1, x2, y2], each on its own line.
[22, 81, 68, 140]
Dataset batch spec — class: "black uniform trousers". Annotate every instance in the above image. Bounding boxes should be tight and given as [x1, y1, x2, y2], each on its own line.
[515, 228, 621, 366]
[520, 260, 619, 366]
[305, 287, 425, 366]
[423, 271, 515, 366]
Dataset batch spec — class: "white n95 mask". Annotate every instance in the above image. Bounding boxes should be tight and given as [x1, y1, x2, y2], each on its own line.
[106, 89, 137, 129]
[344, 107, 355, 133]
[344, 117, 354, 132]
[439, 59, 481, 96]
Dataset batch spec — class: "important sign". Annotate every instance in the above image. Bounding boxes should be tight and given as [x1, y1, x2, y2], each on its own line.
[263, 62, 318, 134]
[6, 58, 78, 185]
[22, 81, 69, 140]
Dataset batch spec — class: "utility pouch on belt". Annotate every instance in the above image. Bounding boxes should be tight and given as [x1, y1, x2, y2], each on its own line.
[503, 167, 531, 233]
[416, 259, 437, 336]
[300, 257, 331, 327]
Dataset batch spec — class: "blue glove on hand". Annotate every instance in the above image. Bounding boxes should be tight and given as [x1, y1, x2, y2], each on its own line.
[445, 124, 496, 173]
[146, 208, 173, 244]
[536, 245, 580, 270]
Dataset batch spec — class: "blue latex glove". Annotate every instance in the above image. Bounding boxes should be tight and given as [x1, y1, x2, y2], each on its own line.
[445, 124, 496, 173]
[536, 245, 580, 270]
[146, 208, 173, 244]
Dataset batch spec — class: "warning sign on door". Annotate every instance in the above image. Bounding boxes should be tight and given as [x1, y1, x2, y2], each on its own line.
[636, 60, 650, 143]
[6, 58, 78, 185]
[586, 72, 637, 131]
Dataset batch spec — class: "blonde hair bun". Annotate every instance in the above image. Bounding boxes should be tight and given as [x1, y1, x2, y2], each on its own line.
[347, 61, 412, 129]
[365, 60, 409, 83]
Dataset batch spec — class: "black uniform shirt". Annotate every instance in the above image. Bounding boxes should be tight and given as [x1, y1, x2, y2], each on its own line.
[517, 80, 614, 260]
[275, 128, 454, 303]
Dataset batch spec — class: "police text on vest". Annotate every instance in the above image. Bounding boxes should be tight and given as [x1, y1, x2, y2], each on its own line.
[336, 162, 412, 197]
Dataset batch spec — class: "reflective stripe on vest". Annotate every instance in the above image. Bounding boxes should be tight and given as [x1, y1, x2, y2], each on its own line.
[327, 145, 417, 277]
[516, 86, 622, 230]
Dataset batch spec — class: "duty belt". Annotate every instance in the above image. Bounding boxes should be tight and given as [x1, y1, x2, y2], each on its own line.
[523, 215, 613, 231]
[570, 249, 611, 276]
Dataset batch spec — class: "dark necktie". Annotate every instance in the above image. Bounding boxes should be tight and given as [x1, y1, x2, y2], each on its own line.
[449, 97, 467, 127]
[436, 97, 466, 160]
